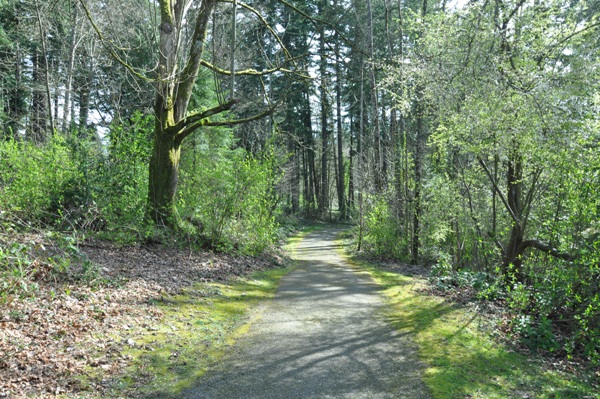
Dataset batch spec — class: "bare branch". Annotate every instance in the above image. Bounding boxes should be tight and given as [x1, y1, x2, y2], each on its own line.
[199, 59, 307, 78]
[519, 239, 576, 261]
[277, 0, 353, 47]
[172, 99, 238, 141]
[222, 0, 292, 60]
[477, 155, 520, 224]
[78, 0, 155, 83]
[204, 102, 280, 127]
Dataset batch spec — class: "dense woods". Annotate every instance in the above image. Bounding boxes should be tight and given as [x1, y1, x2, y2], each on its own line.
[1, 0, 599, 384]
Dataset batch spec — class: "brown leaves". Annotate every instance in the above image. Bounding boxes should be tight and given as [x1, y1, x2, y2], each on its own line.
[0, 235, 280, 397]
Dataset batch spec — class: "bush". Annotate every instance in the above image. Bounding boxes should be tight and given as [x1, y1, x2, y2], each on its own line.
[177, 132, 281, 254]
[0, 136, 80, 224]
[362, 195, 406, 258]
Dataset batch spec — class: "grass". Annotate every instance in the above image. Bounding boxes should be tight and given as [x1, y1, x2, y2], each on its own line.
[84, 224, 319, 398]
[86, 238, 308, 398]
[119, 269, 289, 397]
[338, 246, 599, 398]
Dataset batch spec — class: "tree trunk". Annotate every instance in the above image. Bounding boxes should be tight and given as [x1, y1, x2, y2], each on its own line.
[293, 149, 300, 213]
[30, 47, 48, 143]
[319, 17, 329, 215]
[147, 128, 182, 225]
[146, 0, 218, 226]
[335, 33, 346, 220]
[412, 110, 423, 264]
[348, 113, 355, 213]
[34, 0, 54, 135]
[63, 2, 79, 134]
[367, 0, 382, 191]
[502, 152, 524, 277]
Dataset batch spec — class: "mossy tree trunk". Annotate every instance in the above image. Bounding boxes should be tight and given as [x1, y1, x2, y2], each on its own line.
[146, 0, 236, 226]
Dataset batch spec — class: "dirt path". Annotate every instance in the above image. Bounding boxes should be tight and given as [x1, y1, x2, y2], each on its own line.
[183, 227, 430, 399]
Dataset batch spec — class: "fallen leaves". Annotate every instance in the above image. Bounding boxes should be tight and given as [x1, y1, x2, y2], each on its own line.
[0, 233, 282, 398]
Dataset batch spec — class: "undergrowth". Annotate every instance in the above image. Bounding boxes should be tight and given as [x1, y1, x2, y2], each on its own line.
[340, 243, 599, 398]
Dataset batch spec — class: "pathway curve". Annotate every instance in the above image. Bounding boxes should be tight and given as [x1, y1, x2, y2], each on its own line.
[184, 227, 430, 399]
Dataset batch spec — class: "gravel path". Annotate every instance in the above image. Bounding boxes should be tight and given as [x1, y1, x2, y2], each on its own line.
[183, 227, 430, 399]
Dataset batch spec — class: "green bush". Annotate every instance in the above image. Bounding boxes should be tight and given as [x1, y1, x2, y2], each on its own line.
[0, 114, 152, 240]
[362, 195, 406, 258]
[178, 132, 281, 254]
[0, 136, 80, 223]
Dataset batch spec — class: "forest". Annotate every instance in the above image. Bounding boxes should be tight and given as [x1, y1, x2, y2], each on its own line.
[1, 0, 599, 396]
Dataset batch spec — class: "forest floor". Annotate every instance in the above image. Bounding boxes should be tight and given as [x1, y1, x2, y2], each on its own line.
[0, 230, 286, 398]
[1, 226, 599, 398]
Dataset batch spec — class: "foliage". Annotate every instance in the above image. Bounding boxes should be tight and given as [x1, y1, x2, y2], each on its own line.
[92, 113, 153, 238]
[361, 194, 407, 259]
[370, 0, 600, 365]
[178, 130, 282, 254]
[0, 115, 152, 237]
[350, 255, 599, 399]
[0, 136, 80, 223]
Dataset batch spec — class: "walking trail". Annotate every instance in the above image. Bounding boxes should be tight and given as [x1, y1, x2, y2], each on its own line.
[184, 227, 430, 398]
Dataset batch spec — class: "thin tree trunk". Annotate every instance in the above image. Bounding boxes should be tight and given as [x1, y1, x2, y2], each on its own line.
[412, 109, 423, 263]
[34, 0, 54, 135]
[30, 48, 47, 143]
[367, 0, 382, 191]
[63, 2, 79, 133]
[319, 15, 329, 215]
[348, 113, 355, 213]
[335, 33, 346, 219]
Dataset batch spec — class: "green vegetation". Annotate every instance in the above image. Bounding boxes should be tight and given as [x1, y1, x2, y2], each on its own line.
[98, 266, 292, 398]
[1, 0, 600, 396]
[345, 255, 599, 399]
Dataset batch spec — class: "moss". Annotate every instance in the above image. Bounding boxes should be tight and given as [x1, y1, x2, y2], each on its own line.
[339, 246, 598, 399]
[82, 265, 292, 398]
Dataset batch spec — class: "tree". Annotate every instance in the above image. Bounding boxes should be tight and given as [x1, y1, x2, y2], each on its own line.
[81, 0, 296, 226]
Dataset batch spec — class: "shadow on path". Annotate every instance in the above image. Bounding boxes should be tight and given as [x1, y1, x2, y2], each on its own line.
[182, 228, 431, 399]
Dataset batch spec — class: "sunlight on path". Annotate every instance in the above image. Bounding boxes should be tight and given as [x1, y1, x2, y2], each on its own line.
[184, 227, 430, 399]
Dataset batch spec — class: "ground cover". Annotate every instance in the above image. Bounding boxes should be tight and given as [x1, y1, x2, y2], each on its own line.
[0, 230, 297, 398]
[342, 247, 599, 399]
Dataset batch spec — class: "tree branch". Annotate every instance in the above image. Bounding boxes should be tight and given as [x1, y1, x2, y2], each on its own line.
[477, 155, 520, 224]
[174, 0, 217, 121]
[199, 59, 306, 77]
[79, 0, 155, 83]
[171, 99, 238, 140]
[204, 102, 280, 127]
[518, 239, 576, 261]
[176, 102, 279, 142]
[277, 0, 353, 47]
[224, 0, 292, 60]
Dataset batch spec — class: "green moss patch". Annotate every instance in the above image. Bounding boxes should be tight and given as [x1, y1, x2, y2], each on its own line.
[342, 256, 599, 399]
[92, 265, 292, 398]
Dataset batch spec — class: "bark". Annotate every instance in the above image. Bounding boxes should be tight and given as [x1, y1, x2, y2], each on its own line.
[147, 0, 218, 226]
[6, 43, 24, 139]
[78, 54, 94, 134]
[30, 47, 47, 143]
[303, 85, 317, 216]
[335, 33, 346, 220]
[367, 0, 382, 191]
[293, 149, 300, 213]
[34, 0, 54, 135]
[319, 15, 329, 215]
[412, 107, 423, 264]
[348, 114, 355, 212]
[63, 2, 79, 133]
[147, 131, 181, 225]
[411, 0, 427, 263]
